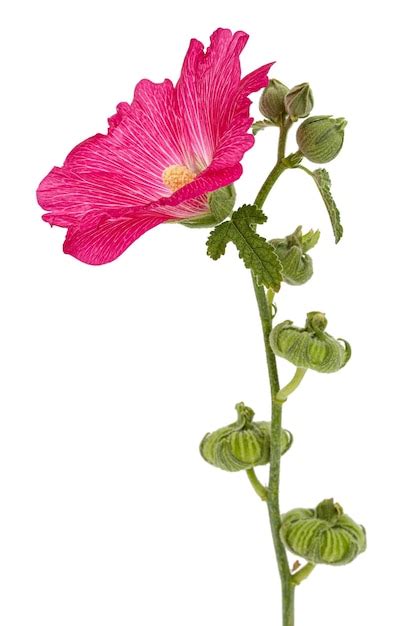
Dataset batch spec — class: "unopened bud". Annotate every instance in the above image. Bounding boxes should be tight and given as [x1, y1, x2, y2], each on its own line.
[284, 83, 314, 121]
[259, 79, 289, 123]
[296, 116, 347, 163]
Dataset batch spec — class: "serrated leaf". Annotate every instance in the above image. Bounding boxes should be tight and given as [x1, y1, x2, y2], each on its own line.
[206, 221, 233, 259]
[312, 169, 343, 243]
[252, 119, 277, 135]
[206, 205, 282, 291]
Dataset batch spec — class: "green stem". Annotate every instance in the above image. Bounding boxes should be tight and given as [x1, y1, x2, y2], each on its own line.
[292, 562, 316, 586]
[276, 368, 307, 403]
[254, 161, 287, 209]
[297, 163, 314, 177]
[278, 118, 293, 161]
[250, 129, 295, 625]
[252, 275, 294, 625]
[246, 468, 268, 501]
[253, 122, 292, 210]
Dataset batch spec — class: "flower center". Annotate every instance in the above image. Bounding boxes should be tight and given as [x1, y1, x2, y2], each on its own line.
[162, 165, 196, 192]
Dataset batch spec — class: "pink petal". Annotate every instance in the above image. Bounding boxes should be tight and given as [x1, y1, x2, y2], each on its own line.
[165, 28, 272, 208]
[107, 102, 130, 130]
[63, 214, 168, 265]
[151, 164, 244, 210]
[37, 79, 184, 229]
[176, 28, 272, 166]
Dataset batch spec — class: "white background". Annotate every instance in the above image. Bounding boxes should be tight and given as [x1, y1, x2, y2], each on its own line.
[1, 1, 417, 624]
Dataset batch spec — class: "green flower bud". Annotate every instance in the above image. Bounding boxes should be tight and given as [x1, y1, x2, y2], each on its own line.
[284, 83, 314, 121]
[259, 79, 289, 123]
[269, 226, 320, 286]
[200, 402, 293, 472]
[181, 185, 236, 228]
[280, 498, 367, 566]
[296, 116, 347, 164]
[269, 312, 351, 373]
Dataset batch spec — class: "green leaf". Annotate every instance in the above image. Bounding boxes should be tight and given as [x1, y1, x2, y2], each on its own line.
[252, 119, 277, 135]
[206, 205, 282, 291]
[311, 169, 343, 243]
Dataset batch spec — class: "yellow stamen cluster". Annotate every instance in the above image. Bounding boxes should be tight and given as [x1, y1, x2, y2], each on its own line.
[162, 164, 196, 192]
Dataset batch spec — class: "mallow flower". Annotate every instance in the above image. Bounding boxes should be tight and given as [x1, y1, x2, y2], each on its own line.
[37, 28, 272, 265]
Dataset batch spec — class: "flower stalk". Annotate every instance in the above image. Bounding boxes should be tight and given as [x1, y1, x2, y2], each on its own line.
[251, 271, 295, 625]
[246, 468, 268, 501]
[276, 368, 307, 404]
[250, 123, 296, 625]
[292, 562, 316, 586]
[244, 100, 362, 622]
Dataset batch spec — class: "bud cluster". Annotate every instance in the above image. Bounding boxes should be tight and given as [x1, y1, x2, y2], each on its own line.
[257, 78, 346, 164]
[258, 80, 314, 127]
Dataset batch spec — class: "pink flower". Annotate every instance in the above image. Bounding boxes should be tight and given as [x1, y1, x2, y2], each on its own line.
[37, 28, 272, 265]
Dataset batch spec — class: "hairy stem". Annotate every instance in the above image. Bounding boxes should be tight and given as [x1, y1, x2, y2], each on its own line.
[278, 118, 293, 161]
[246, 468, 268, 501]
[252, 274, 295, 625]
[297, 163, 314, 177]
[251, 126, 295, 625]
[276, 368, 307, 403]
[292, 562, 316, 586]
[254, 161, 287, 209]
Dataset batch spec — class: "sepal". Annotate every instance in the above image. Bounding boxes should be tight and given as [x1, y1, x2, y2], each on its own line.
[282, 152, 304, 168]
[181, 185, 236, 228]
[301, 228, 320, 252]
